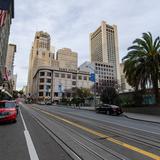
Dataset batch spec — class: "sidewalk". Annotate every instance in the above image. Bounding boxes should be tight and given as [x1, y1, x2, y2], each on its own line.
[124, 112, 160, 124]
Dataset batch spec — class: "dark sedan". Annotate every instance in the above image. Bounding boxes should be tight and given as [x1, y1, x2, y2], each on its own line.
[96, 104, 123, 115]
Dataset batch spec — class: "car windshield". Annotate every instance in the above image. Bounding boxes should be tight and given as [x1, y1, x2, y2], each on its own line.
[0, 102, 16, 108]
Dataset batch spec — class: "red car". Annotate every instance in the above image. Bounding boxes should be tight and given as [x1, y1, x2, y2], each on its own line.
[0, 100, 17, 123]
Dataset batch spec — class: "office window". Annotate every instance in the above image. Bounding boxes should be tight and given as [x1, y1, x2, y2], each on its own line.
[39, 92, 43, 96]
[55, 73, 59, 77]
[39, 85, 44, 89]
[47, 72, 51, 76]
[46, 79, 51, 83]
[67, 74, 71, 78]
[83, 76, 87, 80]
[61, 74, 65, 78]
[72, 74, 76, 79]
[78, 75, 82, 80]
[72, 81, 76, 85]
[40, 72, 45, 76]
[46, 92, 50, 96]
[40, 78, 44, 83]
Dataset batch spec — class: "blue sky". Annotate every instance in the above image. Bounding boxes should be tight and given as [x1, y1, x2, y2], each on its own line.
[9, 0, 160, 90]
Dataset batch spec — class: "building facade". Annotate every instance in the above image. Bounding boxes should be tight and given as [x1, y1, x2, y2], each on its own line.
[5, 43, 16, 77]
[90, 21, 120, 82]
[0, 0, 14, 84]
[79, 61, 115, 93]
[27, 31, 55, 94]
[56, 48, 78, 70]
[120, 63, 133, 92]
[12, 74, 17, 90]
[32, 66, 93, 102]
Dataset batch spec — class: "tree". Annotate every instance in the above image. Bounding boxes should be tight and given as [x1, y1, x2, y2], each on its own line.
[100, 87, 118, 104]
[123, 32, 160, 104]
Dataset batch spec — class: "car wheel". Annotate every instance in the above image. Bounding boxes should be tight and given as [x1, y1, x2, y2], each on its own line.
[13, 119, 17, 123]
[96, 109, 99, 113]
[106, 110, 110, 115]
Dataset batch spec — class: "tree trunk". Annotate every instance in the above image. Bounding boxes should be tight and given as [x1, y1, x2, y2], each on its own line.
[153, 79, 159, 104]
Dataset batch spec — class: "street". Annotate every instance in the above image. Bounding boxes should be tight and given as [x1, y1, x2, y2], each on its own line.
[1, 103, 160, 160]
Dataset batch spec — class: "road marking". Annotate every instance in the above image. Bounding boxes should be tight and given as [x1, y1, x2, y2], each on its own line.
[20, 108, 39, 160]
[33, 107, 160, 160]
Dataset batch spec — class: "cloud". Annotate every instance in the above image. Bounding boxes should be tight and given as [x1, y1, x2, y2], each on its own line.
[9, 0, 160, 89]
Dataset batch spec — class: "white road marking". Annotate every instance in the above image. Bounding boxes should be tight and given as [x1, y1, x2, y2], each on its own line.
[20, 108, 39, 160]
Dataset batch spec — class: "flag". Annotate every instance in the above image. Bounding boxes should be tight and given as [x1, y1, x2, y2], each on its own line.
[0, 0, 11, 10]
[0, 0, 11, 27]
[0, 10, 7, 27]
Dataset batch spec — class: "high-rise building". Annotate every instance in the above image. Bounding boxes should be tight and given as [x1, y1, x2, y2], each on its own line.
[90, 21, 120, 82]
[0, 0, 14, 84]
[27, 31, 55, 94]
[5, 44, 16, 77]
[56, 48, 78, 70]
[120, 63, 133, 92]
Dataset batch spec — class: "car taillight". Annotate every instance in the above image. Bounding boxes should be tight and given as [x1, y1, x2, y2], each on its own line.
[9, 110, 16, 115]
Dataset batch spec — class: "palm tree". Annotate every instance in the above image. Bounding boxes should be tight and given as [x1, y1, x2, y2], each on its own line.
[123, 32, 160, 104]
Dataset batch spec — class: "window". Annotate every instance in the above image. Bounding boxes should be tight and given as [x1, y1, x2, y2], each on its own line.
[39, 92, 43, 96]
[40, 72, 45, 76]
[39, 85, 44, 89]
[46, 92, 50, 96]
[54, 92, 58, 97]
[55, 73, 59, 77]
[61, 74, 65, 78]
[47, 72, 51, 76]
[83, 76, 87, 80]
[67, 74, 71, 79]
[72, 81, 76, 85]
[72, 74, 76, 79]
[46, 79, 51, 83]
[40, 78, 44, 83]
[46, 85, 51, 90]
[0, 102, 16, 108]
[78, 75, 82, 80]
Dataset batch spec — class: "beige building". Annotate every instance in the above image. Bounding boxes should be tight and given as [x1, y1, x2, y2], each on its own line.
[56, 48, 77, 70]
[120, 63, 133, 92]
[12, 74, 17, 90]
[27, 31, 93, 101]
[27, 31, 55, 94]
[5, 44, 16, 77]
[32, 66, 93, 102]
[90, 21, 120, 82]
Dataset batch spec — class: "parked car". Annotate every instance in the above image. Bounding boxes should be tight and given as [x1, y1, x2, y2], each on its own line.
[96, 104, 123, 115]
[15, 100, 19, 115]
[0, 100, 17, 123]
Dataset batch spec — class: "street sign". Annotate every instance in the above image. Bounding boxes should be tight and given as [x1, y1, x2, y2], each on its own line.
[89, 73, 95, 82]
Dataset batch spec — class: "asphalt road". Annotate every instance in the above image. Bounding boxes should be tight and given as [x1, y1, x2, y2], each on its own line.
[1, 103, 160, 160]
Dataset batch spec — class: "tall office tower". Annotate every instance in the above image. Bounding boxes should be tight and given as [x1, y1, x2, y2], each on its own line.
[56, 48, 78, 70]
[5, 44, 16, 77]
[90, 21, 120, 82]
[27, 31, 55, 94]
[0, 0, 14, 84]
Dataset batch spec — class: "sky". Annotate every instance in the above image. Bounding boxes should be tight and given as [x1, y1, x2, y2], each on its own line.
[9, 0, 160, 90]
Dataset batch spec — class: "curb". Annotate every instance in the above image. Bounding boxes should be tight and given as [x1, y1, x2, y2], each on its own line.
[123, 114, 160, 124]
